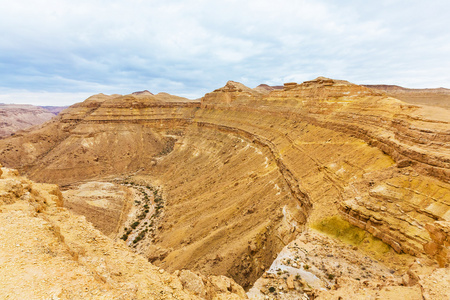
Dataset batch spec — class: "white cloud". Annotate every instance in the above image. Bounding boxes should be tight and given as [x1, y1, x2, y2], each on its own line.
[0, 0, 449, 105]
[0, 90, 93, 106]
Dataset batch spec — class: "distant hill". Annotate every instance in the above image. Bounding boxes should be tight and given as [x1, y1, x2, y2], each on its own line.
[364, 84, 450, 109]
[40, 106, 69, 115]
[0, 104, 57, 138]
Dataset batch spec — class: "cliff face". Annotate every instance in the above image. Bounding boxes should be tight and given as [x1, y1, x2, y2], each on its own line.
[0, 104, 56, 138]
[0, 77, 449, 290]
[199, 77, 450, 261]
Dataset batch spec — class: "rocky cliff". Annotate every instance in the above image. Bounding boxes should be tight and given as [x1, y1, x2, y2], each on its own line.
[0, 77, 449, 293]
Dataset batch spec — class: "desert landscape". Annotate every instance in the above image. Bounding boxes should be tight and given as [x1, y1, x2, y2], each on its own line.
[0, 104, 63, 138]
[1, 77, 449, 299]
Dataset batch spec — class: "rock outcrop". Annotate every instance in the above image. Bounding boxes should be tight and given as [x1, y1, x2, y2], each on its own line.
[249, 229, 450, 300]
[424, 221, 450, 267]
[0, 77, 449, 291]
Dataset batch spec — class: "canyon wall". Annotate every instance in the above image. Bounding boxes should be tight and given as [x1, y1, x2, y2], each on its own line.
[0, 77, 449, 288]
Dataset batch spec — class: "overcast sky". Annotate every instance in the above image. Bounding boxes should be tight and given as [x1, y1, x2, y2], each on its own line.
[1, 0, 449, 106]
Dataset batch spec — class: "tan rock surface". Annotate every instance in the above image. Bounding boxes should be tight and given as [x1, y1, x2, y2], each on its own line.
[248, 229, 449, 300]
[424, 221, 450, 267]
[62, 181, 133, 238]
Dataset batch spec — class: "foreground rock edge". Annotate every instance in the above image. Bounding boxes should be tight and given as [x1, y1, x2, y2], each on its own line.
[0, 164, 247, 300]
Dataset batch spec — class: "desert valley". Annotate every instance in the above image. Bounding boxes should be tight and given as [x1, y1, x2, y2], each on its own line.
[0, 77, 449, 299]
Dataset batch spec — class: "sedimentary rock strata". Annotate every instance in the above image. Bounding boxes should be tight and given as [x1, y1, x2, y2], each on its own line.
[0, 77, 449, 291]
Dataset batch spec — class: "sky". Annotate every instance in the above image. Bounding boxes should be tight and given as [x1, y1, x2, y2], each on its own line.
[0, 0, 449, 106]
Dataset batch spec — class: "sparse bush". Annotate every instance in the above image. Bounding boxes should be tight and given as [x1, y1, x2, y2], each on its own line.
[132, 229, 147, 244]
[131, 221, 140, 229]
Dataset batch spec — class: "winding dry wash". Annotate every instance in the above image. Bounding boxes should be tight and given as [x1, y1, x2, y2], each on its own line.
[1, 77, 449, 299]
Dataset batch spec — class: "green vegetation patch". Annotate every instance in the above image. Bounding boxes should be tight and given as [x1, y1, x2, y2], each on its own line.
[312, 215, 390, 254]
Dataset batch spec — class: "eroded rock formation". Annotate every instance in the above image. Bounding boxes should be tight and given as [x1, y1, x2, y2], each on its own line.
[0, 77, 449, 292]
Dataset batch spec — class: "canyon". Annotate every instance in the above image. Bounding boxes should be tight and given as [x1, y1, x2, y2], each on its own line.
[0, 77, 449, 299]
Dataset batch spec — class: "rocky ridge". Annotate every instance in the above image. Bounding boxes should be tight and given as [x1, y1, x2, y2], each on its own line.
[0, 77, 449, 296]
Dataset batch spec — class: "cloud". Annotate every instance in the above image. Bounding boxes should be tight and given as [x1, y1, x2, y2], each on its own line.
[1, 0, 450, 105]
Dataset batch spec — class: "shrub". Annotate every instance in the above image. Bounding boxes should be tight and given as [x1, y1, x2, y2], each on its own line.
[131, 221, 140, 229]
